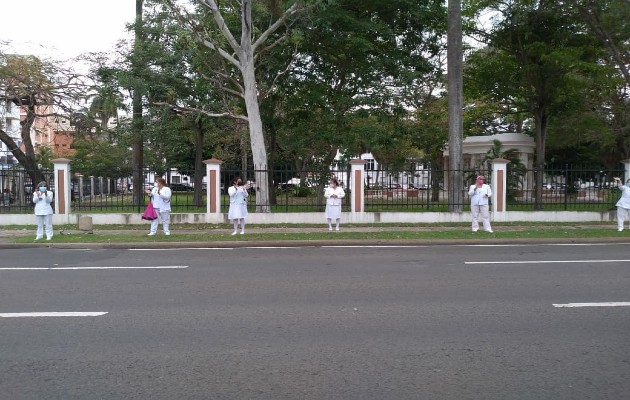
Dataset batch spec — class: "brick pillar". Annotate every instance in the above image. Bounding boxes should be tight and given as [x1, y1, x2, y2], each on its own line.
[492, 158, 510, 213]
[52, 158, 71, 215]
[204, 159, 223, 214]
[349, 159, 366, 213]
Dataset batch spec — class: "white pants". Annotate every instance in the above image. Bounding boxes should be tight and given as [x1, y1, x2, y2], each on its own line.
[150, 209, 170, 234]
[36, 214, 53, 239]
[471, 204, 492, 232]
[617, 206, 630, 230]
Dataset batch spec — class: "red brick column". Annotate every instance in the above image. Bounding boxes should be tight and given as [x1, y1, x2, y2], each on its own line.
[204, 159, 223, 214]
[349, 159, 366, 213]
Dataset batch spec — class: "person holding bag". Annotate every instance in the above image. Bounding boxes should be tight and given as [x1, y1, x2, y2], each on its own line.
[145, 178, 172, 236]
[32, 181, 54, 241]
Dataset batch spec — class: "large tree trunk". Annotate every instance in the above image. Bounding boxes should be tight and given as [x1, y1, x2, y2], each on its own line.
[447, 0, 464, 212]
[193, 119, 205, 207]
[239, 1, 270, 212]
[533, 109, 547, 210]
[131, 0, 145, 207]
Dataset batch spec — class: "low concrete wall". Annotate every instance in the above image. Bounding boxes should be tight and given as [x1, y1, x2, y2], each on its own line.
[0, 210, 616, 225]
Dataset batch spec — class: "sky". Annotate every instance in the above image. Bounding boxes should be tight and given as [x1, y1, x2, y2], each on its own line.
[0, 0, 136, 60]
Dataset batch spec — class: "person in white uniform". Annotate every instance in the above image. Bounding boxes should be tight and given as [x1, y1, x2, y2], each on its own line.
[468, 175, 493, 233]
[145, 178, 172, 236]
[228, 177, 249, 235]
[32, 181, 54, 241]
[613, 177, 630, 231]
[324, 177, 345, 231]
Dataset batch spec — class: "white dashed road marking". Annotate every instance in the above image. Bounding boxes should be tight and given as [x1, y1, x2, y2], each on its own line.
[0, 312, 108, 318]
[0, 266, 189, 270]
[553, 302, 630, 308]
[465, 259, 630, 265]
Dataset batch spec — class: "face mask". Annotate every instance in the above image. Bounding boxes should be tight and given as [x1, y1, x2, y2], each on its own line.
[154, 183, 158, 188]
[625, 183, 630, 188]
[39, 187, 47, 192]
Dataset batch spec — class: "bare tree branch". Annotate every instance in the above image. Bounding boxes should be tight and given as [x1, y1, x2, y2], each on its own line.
[199, 0, 242, 53]
[152, 101, 248, 121]
[252, 3, 299, 52]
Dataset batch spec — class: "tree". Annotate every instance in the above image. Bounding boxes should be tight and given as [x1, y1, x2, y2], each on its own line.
[482, 139, 526, 199]
[272, 0, 445, 176]
[568, 0, 630, 86]
[465, 0, 607, 209]
[162, 0, 303, 212]
[447, 0, 464, 211]
[0, 53, 85, 185]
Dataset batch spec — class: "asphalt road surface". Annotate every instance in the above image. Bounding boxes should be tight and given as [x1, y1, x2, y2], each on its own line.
[1, 243, 629, 399]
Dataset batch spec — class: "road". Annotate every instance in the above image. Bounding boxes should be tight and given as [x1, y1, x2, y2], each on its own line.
[1, 244, 629, 399]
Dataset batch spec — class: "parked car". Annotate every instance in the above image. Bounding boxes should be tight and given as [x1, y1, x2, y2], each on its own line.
[170, 183, 193, 192]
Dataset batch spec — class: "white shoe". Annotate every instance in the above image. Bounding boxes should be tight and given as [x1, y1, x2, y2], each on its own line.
[335, 227, 340, 231]
[328, 227, 333, 231]
[618, 228, 623, 232]
[472, 230, 478, 233]
[164, 232, 170, 236]
[240, 231, 245, 235]
[46, 237, 52, 241]
[35, 237, 43, 241]
[147, 232, 156, 236]
[231, 231, 237, 236]
[486, 230, 493, 233]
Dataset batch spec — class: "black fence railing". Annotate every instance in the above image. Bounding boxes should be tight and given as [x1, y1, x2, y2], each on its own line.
[2, 165, 623, 214]
[219, 168, 351, 213]
[364, 167, 489, 212]
[506, 166, 623, 211]
[0, 168, 54, 214]
[70, 169, 207, 213]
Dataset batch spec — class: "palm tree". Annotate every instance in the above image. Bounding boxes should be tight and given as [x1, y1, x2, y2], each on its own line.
[482, 139, 527, 200]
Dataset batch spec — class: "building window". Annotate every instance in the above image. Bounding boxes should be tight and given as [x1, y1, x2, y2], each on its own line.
[365, 159, 376, 171]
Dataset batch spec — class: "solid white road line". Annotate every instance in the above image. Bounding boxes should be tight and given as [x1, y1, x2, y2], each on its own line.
[553, 302, 630, 308]
[0, 266, 189, 270]
[465, 259, 630, 265]
[0, 312, 108, 318]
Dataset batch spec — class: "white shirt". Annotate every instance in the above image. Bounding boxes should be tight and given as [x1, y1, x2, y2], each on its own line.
[324, 186, 345, 206]
[32, 190, 54, 215]
[468, 184, 492, 206]
[616, 183, 630, 209]
[150, 186, 172, 211]
[228, 186, 248, 205]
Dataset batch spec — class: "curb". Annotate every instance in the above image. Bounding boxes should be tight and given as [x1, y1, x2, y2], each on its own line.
[1, 237, 629, 250]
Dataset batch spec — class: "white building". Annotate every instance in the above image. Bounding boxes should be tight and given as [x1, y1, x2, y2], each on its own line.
[0, 98, 21, 167]
[333, 151, 431, 189]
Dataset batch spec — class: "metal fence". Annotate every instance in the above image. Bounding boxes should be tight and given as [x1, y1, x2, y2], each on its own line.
[363, 167, 489, 212]
[219, 167, 351, 213]
[2, 165, 623, 214]
[70, 169, 207, 213]
[505, 165, 623, 211]
[363, 165, 623, 212]
[0, 168, 54, 214]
